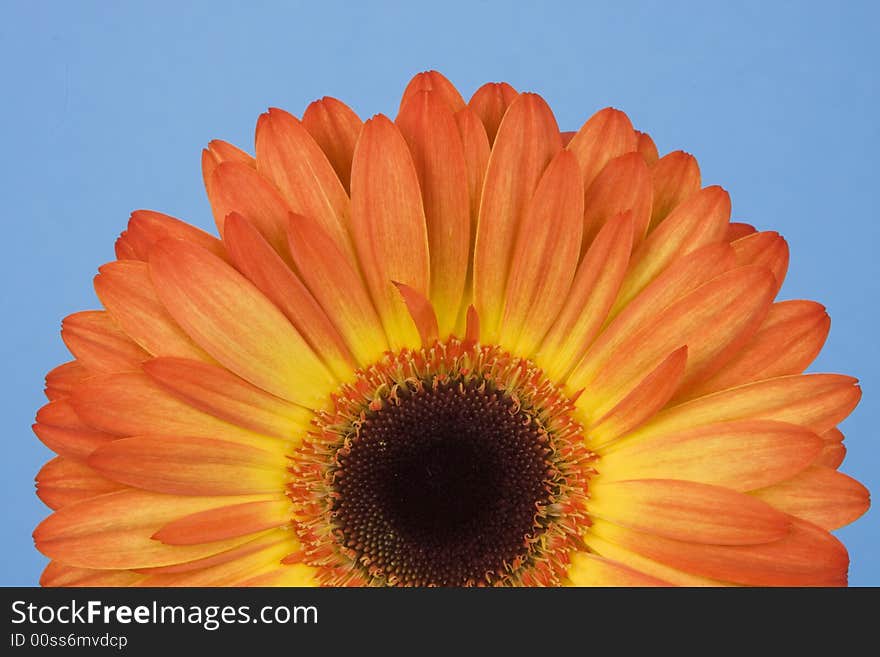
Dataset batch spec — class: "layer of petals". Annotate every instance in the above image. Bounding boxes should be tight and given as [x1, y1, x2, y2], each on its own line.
[581, 266, 775, 423]
[36, 457, 125, 509]
[731, 230, 789, 297]
[287, 213, 388, 366]
[588, 517, 848, 587]
[500, 149, 583, 356]
[44, 361, 89, 400]
[635, 131, 659, 165]
[566, 107, 637, 191]
[750, 466, 870, 530]
[34, 490, 273, 569]
[34, 399, 116, 461]
[149, 239, 335, 407]
[567, 552, 670, 586]
[688, 300, 830, 398]
[467, 81, 518, 145]
[223, 212, 355, 379]
[397, 91, 471, 335]
[649, 151, 701, 230]
[69, 372, 277, 447]
[473, 93, 562, 341]
[399, 70, 465, 113]
[588, 346, 688, 444]
[152, 498, 291, 545]
[588, 479, 789, 545]
[143, 357, 313, 441]
[41, 562, 144, 587]
[624, 374, 861, 442]
[60, 311, 148, 373]
[612, 185, 732, 314]
[350, 114, 430, 349]
[537, 212, 634, 381]
[598, 419, 823, 491]
[582, 151, 653, 248]
[255, 108, 353, 261]
[115, 210, 227, 263]
[302, 96, 362, 193]
[87, 435, 288, 496]
[95, 260, 213, 362]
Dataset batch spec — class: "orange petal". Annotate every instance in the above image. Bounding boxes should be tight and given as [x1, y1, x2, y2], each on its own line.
[589, 517, 848, 587]
[599, 419, 823, 491]
[473, 93, 562, 342]
[583, 531, 727, 586]
[115, 210, 227, 263]
[223, 212, 355, 379]
[625, 373, 861, 442]
[149, 239, 335, 406]
[726, 221, 756, 241]
[582, 266, 775, 421]
[44, 361, 89, 400]
[467, 81, 518, 145]
[207, 161, 294, 262]
[394, 282, 439, 346]
[203, 139, 254, 168]
[582, 151, 653, 249]
[70, 371, 276, 447]
[143, 357, 312, 441]
[612, 185, 731, 314]
[302, 96, 362, 193]
[464, 304, 480, 347]
[255, 108, 354, 261]
[567, 242, 736, 391]
[397, 91, 471, 335]
[34, 399, 116, 461]
[137, 533, 299, 586]
[399, 70, 465, 113]
[95, 260, 213, 362]
[687, 300, 830, 398]
[287, 213, 388, 366]
[454, 106, 491, 226]
[589, 346, 688, 444]
[41, 562, 144, 587]
[34, 490, 273, 569]
[731, 230, 789, 296]
[88, 435, 286, 496]
[648, 151, 701, 230]
[350, 114, 429, 349]
[566, 107, 637, 191]
[635, 130, 659, 165]
[454, 107, 491, 328]
[816, 442, 846, 469]
[133, 529, 291, 576]
[537, 212, 634, 381]
[589, 479, 789, 545]
[567, 552, 671, 586]
[500, 149, 583, 356]
[60, 311, 148, 373]
[36, 457, 125, 509]
[152, 498, 291, 545]
[750, 466, 870, 530]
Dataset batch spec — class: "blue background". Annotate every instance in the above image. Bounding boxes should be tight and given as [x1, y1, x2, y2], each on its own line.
[1, 0, 877, 585]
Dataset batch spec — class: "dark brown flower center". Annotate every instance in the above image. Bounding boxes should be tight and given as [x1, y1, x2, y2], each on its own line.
[331, 380, 555, 586]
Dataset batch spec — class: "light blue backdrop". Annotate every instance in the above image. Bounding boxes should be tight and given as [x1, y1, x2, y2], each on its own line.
[2, 0, 877, 585]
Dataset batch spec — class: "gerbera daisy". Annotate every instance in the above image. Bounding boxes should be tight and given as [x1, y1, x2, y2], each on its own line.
[33, 71, 869, 587]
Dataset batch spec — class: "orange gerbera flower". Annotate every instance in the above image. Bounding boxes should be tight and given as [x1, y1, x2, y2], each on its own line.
[34, 71, 869, 587]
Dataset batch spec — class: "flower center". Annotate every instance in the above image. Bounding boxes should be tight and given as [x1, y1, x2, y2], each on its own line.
[288, 340, 594, 586]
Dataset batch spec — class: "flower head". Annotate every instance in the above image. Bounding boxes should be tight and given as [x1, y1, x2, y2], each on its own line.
[34, 71, 868, 586]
